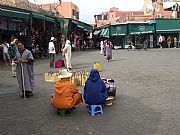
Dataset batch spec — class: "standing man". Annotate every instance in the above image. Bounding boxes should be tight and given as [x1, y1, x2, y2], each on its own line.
[0, 40, 11, 65]
[14, 41, 34, 98]
[8, 38, 18, 77]
[48, 37, 56, 68]
[63, 40, 72, 71]
[100, 40, 104, 55]
[158, 35, 163, 49]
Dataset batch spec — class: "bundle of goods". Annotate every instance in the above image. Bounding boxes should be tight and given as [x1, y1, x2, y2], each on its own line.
[54, 60, 64, 68]
[45, 70, 89, 85]
[44, 71, 59, 82]
[93, 62, 102, 72]
[71, 70, 89, 86]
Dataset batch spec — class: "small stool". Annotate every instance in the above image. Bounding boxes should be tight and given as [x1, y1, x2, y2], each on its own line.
[88, 105, 103, 116]
[57, 109, 72, 116]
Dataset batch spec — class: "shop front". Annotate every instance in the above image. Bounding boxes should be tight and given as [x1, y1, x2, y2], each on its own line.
[31, 12, 57, 56]
[155, 19, 180, 48]
[127, 22, 155, 48]
[0, 7, 30, 42]
[0, 6, 30, 59]
[110, 24, 127, 49]
[69, 19, 93, 50]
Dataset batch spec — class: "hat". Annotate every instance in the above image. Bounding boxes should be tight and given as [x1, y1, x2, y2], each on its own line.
[50, 37, 55, 41]
[57, 69, 72, 79]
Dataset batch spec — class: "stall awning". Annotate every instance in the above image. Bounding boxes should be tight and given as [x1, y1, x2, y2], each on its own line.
[45, 16, 56, 23]
[110, 24, 127, 36]
[32, 13, 55, 23]
[93, 29, 102, 35]
[71, 19, 93, 32]
[156, 19, 180, 33]
[100, 28, 109, 38]
[0, 8, 30, 19]
[128, 23, 155, 35]
[77, 24, 84, 29]
[32, 13, 45, 20]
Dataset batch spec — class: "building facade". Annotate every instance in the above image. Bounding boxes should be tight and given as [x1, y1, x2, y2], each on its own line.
[94, 0, 180, 27]
[94, 7, 144, 27]
[0, 0, 39, 11]
[144, 0, 180, 18]
[41, 2, 79, 19]
[0, 0, 16, 7]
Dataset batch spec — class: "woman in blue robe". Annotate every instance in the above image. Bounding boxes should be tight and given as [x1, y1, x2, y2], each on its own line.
[83, 69, 107, 105]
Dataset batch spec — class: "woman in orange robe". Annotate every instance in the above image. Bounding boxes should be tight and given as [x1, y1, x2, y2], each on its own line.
[51, 70, 82, 109]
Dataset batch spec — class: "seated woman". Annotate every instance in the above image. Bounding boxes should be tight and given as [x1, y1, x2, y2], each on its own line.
[83, 69, 107, 105]
[51, 69, 82, 109]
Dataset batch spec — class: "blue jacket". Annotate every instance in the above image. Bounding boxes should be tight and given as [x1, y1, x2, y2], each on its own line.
[83, 69, 107, 105]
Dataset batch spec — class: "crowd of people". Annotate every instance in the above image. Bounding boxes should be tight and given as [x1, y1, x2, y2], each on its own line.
[0, 36, 113, 112]
[0, 36, 112, 109]
[0, 37, 35, 98]
[158, 35, 178, 48]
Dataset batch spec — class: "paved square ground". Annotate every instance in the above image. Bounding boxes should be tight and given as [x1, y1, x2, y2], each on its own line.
[0, 48, 180, 135]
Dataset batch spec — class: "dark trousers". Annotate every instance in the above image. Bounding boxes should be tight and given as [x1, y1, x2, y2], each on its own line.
[49, 53, 55, 68]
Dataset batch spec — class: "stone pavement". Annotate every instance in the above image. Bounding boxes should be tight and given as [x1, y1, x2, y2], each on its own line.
[0, 48, 180, 135]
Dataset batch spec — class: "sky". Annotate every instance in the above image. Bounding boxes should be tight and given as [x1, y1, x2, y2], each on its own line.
[29, 0, 144, 23]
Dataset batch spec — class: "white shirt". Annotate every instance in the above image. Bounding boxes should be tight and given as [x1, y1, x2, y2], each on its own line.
[48, 41, 55, 54]
[100, 41, 104, 47]
[1, 43, 9, 53]
[159, 36, 163, 43]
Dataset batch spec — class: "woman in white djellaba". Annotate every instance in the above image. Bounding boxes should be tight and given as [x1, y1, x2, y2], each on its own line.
[63, 40, 72, 71]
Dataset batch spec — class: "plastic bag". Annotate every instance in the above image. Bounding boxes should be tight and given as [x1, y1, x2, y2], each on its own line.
[93, 62, 102, 72]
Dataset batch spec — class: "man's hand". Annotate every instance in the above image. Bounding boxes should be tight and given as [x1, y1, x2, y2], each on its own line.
[14, 61, 19, 64]
[22, 60, 28, 63]
[78, 91, 82, 94]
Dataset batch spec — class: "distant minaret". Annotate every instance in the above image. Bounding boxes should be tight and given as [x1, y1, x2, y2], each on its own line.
[144, 0, 164, 15]
[144, 0, 153, 15]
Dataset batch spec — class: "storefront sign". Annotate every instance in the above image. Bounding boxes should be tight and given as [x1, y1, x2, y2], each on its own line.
[138, 25, 145, 32]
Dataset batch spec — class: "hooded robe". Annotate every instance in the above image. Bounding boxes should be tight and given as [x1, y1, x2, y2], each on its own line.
[16, 49, 34, 93]
[83, 69, 107, 105]
[51, 80, 82, 109]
